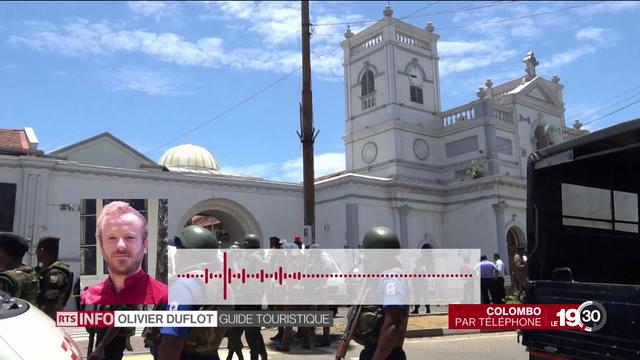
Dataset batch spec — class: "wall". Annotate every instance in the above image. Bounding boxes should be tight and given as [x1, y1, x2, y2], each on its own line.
[406, 208, 444, 248]
[443, 197, 498, 254]
[2, 159, 305, 287]
[60, 137, 146, 170]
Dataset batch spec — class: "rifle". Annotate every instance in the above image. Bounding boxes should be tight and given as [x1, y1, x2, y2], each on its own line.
[87, 330, 95, 357]
[88, 327, 121, 360]
[335, 304, 363, 360]
[336, 260, 373, 359]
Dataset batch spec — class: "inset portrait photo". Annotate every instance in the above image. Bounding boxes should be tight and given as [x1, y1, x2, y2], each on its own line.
[80, 199, 168, 306]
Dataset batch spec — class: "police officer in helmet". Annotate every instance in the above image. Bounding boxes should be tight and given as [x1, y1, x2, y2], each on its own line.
[354, 227, 409, 360]
[146, 225, 227, 360]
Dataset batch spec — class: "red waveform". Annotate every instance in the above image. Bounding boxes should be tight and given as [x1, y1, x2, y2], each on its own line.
[176, 251, 475, 300]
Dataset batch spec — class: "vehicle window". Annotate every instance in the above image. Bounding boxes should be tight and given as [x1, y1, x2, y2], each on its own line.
[561, 183, 638, 233]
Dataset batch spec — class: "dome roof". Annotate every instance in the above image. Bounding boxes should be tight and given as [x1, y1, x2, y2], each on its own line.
[158, 144, 220, 171]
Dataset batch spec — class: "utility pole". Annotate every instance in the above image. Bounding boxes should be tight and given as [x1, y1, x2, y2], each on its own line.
[299, 0, 318, 244]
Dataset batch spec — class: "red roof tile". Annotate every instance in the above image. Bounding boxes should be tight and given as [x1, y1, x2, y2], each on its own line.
[0, 129, 29, 150]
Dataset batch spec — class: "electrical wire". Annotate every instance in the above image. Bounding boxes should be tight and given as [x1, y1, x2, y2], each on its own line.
[399, 1, 442, 20]
[577, 91, 640, 122]
[145, 46, 343, 156]
[438, 1, 603, 31]
[566, 84, 640, 121]
[146, 1, 606, 156]
[312, 1, 515, 27]
[581, 98, 640, 128]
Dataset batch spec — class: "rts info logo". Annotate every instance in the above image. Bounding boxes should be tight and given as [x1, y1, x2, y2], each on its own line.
[56, 311, 115, 327]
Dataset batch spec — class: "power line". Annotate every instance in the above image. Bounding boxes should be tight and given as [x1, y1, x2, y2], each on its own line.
[581, 98, 640, 128]
[438, 1, 603, 31]
[566, 83, 640, 121]
[145, 1, 607, 156]
[312, 50, 343, 82]
[399, 1, 441, 20]
[577, 91, 640, 122]
[145, 46, 343, 156]
[403, 0, 516, 20]
[312, 1, 515, 27]
[145, 69, 297, 156]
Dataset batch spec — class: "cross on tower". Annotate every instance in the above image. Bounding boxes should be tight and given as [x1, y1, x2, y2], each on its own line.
[523, 51, 539, 80]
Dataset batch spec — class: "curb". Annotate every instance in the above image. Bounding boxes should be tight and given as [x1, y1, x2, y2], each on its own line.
[407, 328, 513, 338]
[325, 328, 511, 340]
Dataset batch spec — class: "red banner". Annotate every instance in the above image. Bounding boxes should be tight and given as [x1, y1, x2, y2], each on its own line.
[56, 311, 115, 327]
[449, 304, 588, 331]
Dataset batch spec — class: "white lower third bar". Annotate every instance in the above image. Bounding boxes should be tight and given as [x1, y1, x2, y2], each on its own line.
[114, 311, 218, 327]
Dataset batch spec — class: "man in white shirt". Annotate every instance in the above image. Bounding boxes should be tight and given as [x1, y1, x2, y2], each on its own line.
[473, 255, 497, 304]
[493, 253, 506, 304]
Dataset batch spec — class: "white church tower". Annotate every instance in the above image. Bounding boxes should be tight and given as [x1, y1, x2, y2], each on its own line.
[318, 4, 587, 258]
[342, 5, 442, 180]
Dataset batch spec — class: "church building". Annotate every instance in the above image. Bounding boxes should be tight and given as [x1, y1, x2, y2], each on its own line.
[316, 5, 584, 272]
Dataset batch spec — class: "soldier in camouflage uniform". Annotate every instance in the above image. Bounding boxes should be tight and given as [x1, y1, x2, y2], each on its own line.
[0, 232, 39, 304]
[35, 236, 73, 319]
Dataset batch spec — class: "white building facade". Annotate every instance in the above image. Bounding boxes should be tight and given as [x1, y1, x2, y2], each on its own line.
[316, 7, 584, 277]
[0, 6, 585, 289]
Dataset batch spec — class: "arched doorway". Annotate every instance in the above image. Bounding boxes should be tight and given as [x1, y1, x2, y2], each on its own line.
[506, 226, 526, 292]
[179, 198, 263, 248]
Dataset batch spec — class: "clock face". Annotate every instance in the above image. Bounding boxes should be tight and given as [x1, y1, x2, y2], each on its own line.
[361, 142, 378, 164]
[408, 66, 423, 87]
[413, 138, 429, 161]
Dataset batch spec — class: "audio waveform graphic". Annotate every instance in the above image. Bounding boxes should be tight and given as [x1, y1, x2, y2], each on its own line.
[175, 252, 474, 300]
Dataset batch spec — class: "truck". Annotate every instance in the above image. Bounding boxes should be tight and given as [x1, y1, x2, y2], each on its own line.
[521, 118, 640, 359]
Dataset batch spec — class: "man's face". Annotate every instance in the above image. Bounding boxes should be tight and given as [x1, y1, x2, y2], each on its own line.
[100, 212, 147, 277]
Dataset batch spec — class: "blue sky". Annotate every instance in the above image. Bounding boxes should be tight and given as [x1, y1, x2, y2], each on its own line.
[2, 1, 640, 182]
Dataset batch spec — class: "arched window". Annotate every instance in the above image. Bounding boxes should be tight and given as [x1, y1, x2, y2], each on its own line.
[360, 69, 375, 96]
[360, 69, 376, 110]
[534, 125, 549, 150]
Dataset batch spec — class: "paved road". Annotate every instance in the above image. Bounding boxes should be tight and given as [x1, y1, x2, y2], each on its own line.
[107, 332, 527, 360]
[402, 332, 527, 360]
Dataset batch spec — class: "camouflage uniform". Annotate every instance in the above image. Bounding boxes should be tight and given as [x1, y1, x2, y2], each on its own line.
[36, 260, 73, 318]
[0, 263, 40, 304]
[0, 232, 39, 304]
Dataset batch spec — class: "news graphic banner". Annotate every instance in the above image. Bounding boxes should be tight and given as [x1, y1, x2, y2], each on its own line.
[169, 248, 481, 305]
[56, 310, 333, 328]
[449, 301, 608, 332]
